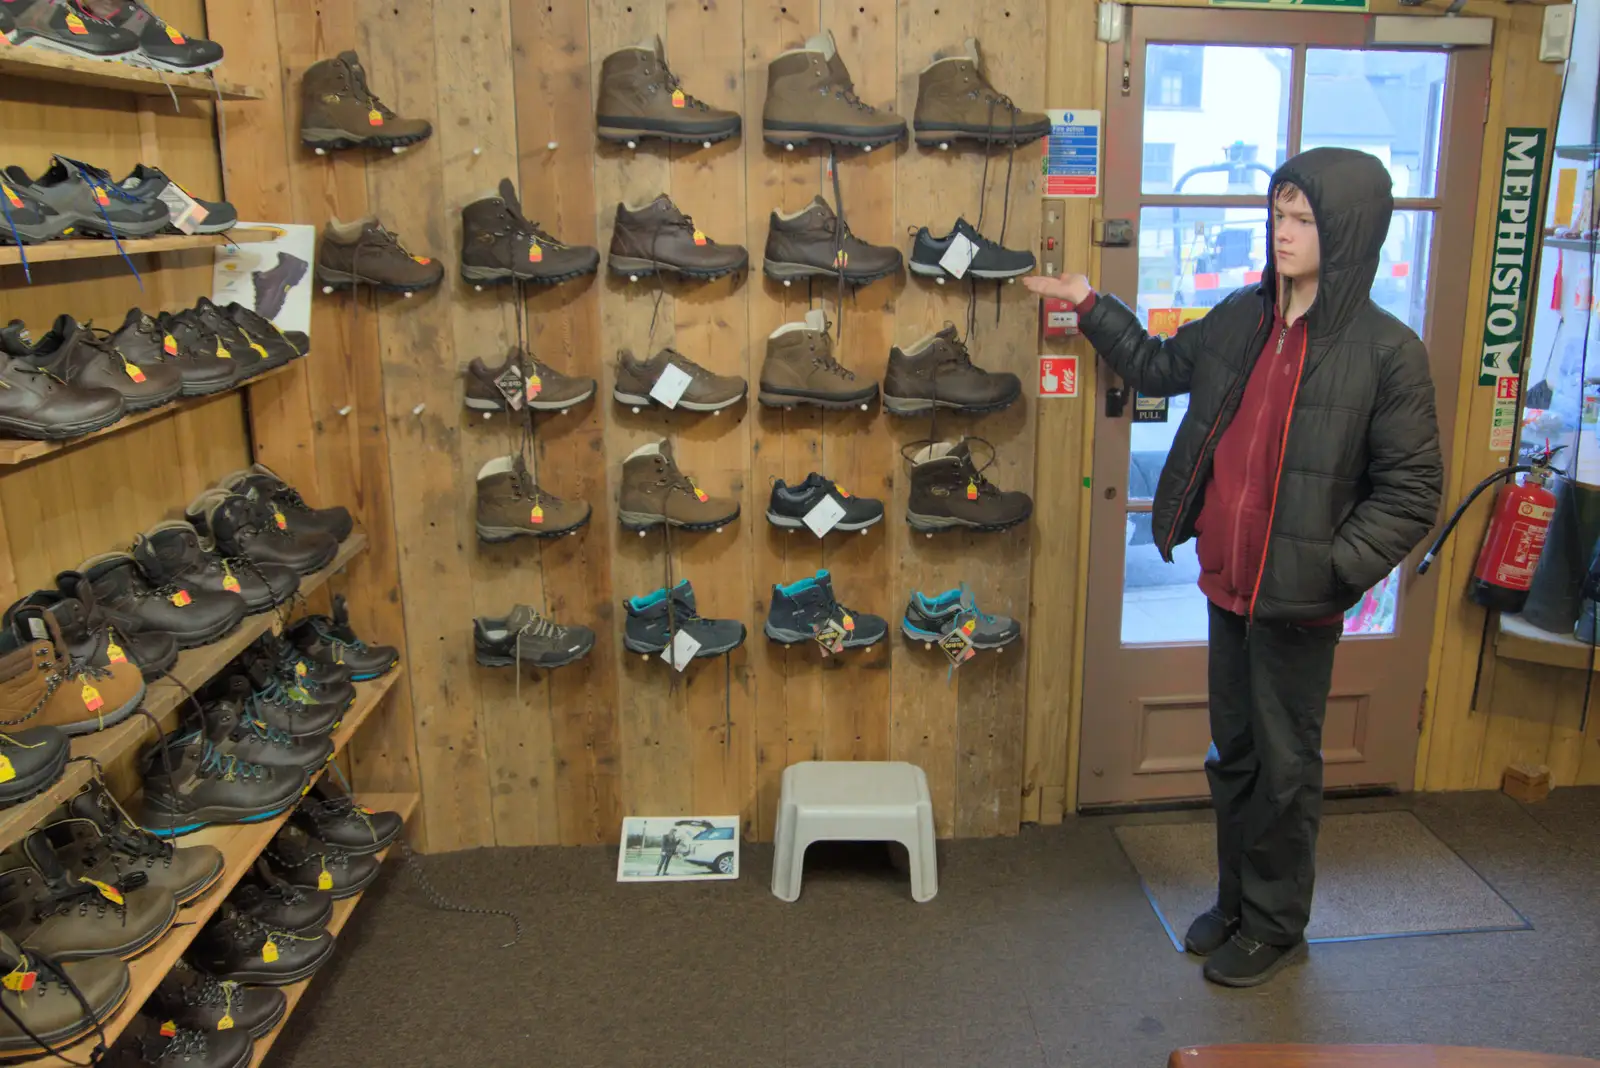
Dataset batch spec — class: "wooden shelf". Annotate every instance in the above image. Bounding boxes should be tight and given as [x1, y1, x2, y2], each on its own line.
[0, 226, 280, 270]
[1496, 612, 1600, 673]
[0, 362, 295, 467]
[0, 48, 260, 101]
[6, 675, 406, 1068]
[245, 792, 420, 1068]
[0, 530, 369, 854]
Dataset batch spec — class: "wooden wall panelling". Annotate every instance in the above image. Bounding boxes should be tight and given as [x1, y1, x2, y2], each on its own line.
[510, 2, 622, 847]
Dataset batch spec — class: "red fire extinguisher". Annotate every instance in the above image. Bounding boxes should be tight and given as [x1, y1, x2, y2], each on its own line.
[1418, 446, 1562, 612]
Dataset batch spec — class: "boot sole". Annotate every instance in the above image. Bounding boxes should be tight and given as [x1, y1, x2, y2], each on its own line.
[54, 682, 148, 736]
[171, 611, 246, 650]
[608, 254, 746, 281]
[1203, 940, 1309, 987]
[612, 389, 745, 412]
[466, 387, 596, 413]
[0, 409, 127, 440]
[882, 391, 1021, 416]
[762, 259, 901, 286]
[901, 619, 1018, 650]
[142, 794, 301, 838]
[913, 124, 1051, 148]
[475, 648, 590, 670]
[762, 125, 906, 149]
[619, 508, 739, 533]
[71, 216, 175, 239]
[0, 738, 71, 807]
[764, 622, 883, 648]
[460, 262, 598, 286]
[476, 515, 590, 542]
[908, 259, 1035, 281]
[906, 508, 1031, 534]
[315, 266, 439, 294]
[122, 52, 224, 75]
[0, 220, 76, 244]
[597, 122, 741, 147]
[757, 387, 878, 411]
[623, 627, 746, 658]
[765, 510, 882, 532]
[301, 128, 432, 151]
[121, 385, 187, 413]
[11, 32, 138, 60]
[178, 374, 243, 397]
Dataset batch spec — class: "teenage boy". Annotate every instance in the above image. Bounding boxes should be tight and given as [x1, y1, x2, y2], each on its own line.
[1024, 147, 1442, 987]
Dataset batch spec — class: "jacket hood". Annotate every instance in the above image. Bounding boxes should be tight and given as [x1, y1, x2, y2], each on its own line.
[1264, 147, 1392, 338]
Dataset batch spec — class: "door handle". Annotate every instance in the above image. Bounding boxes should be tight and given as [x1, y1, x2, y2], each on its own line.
[1106, 386, 1127, 418]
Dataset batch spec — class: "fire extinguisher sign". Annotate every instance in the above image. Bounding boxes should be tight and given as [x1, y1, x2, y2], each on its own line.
[1477, 128, 1547, 387]
[1039, 356, 1078, 398]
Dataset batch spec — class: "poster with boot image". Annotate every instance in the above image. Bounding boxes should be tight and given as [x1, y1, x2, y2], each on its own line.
[617, 817, 740, 882]
[212, 223, 316, 337]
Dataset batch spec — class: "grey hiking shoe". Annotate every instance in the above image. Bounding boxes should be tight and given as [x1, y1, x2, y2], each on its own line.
[473, 606, 595, 669]
[623, 580, 745, 658]
[902, 585, 1019, 649]
[6, 157, 169, 238]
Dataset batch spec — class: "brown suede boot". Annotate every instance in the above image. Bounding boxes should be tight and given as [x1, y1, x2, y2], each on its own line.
[475, 455, 591, 541]
[763, 195, 902, 286]
[608, 195, 747, 281]
[618, 439, 739, 533]
[611, 348, 747, 413]
[596, 35, 740, 148]
[0, 606, 145, 737]
[463, 347, 596, 414]
[884, 325, 1022, 416]
[300, 50, 432, 153]
[905, 438, 1033, 534]
[758, 310, 878, 410]
[763, 30, 905, 150]
[460, 178, 599, 287]
[316, 218, 442, 294]
[913, 38, 1050, 148]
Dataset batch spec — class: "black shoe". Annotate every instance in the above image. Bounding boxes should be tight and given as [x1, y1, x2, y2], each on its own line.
[187, 490, 338, 577]
[107, 1013, 253, 1068]
[0, 172, 74, 244]
[263, 825, 380, 900]
[113, 164, 235, 234]
[44, 778, 224, 905]
[50, 570, 178, 681]
[251, 252, 308, 322]
[1202, 933, 1308, 988]
[219, 463, 352, 543]
[241, 648, 355, 716]
[765, 472, 884, 532]
[293, 789, 403, 857]
[132, 521, 296, 617]
[185, 299, 270, 379]
[210, 668, 342, 741]
[108, 307, 224, 400]
[1183, 905, 1240, 957]
[182, 691, 334, 778]
[0, 727, 69, 808]
[153, 311, 246, 395]
[105, 0, 225, 74]
[622, 579, 745, 658]
[188, 905, 334, 986]
[139, 737, 307, 839]
[764, 569, 887, 648]
[285, 595, 399, 682]
[150, 959, 286, 1039]
[230, 860, 333, 934]
[248, 632, 353, 690]
[908, 217, 1035, 280]
[473, 607, 595, 670]
[75, 551, 245, 651]
[0, 831, 179, 962]
[222, 304, 301, 366]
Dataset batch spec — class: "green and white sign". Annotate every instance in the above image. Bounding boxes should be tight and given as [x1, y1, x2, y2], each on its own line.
[1478, 128, 1548, 386]
[1211, 0, 1367, 10]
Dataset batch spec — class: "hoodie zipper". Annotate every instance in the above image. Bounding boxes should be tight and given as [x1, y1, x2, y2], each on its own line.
[1245, 326, 1310, 625]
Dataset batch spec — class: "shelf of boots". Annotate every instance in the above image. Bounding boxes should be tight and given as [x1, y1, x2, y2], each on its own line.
[0, 225, 279, 271]
[245, 792, 420, 1068]
[7, 674, 405, 1068]
[0, 49, 261, 101]
[0, 362, 295, 467]
[0, 530, 368, 853]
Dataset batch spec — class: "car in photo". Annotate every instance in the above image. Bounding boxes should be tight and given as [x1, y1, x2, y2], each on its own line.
[677, 821, 737, 876]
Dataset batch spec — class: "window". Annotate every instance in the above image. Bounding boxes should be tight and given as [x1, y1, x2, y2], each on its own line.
[1144, 143, 1175, 191]
[1146, 45, 1203, 110]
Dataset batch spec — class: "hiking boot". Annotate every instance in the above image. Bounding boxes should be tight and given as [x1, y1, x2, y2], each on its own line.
[149, 959, 286, 1038]
[229, 862, 332, 933]
[608, 195, 748, 280]
[766, 472, 883, 532]
[153, 311, 246, 395]
[110, 308, 232, 399]
[245, 641, 355, 716]
[262, 825, 379, 900]
[0, 832, 178, 961]
[906, 439, 1032, 534]
[217, 463, 353, 544]
[759, 309, 878, 410]
[463, 347, 596, 414]
[763, 30, 906, 149]
[103, 1013, 254, 1068]
[12, 314, 182, 413]
[315, 217, 442, 293]
[5, 156, 169, 237]
[913, 38, 1050, 148]
[596, 35, 741, 148]
[83, 0, 222, 72]
[4, 0, 137, 59]
[0, 174, 74, 244]
[612, 347, 747, 412]
[0, 606, 145, 736]
[0, 727, 70, 808]
[79, 550, 246, 650]
[248, 632, 352, 692]
[618, 439, 740, 532]
[113, 163, 236, 234]
[0, 930, 129, 1058]
[293, 784, 403, 857]
[181, 691, 333, 779]
[460, 178, 600, 286]
[1184, 905, 1240, 957]
[909, 217, 1035, 280]
[139, 736, 307, 839]
[47, 779, 223, 905]
[766, 570, 887, 649]
[189, 905, 333, 985]
[884, 325, 1021, 415]
[284, 596, 399, 682]
[299, 50, 432, 152]
[763, 195, 901, 285]
[902, 586, 1020, 649]
[623, 580, 746, 657]
[475, 455, 590, 542]
[233, 657, 350, 738]
[186, 490, 339, 577]
[132, 522, 295, 616]
[219, 304, 299, 369]
[5, 582, 176, 683]
[0, 349, 124, 441]
[1202, 933, 1308, 988]
[185, 300, 268, 381]
[251, 252, 308, 321]
[473, 606, 595, 670]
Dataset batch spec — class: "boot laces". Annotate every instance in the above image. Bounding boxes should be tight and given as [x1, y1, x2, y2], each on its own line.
[89, 783, 175, 861]
[961, 439, 1001, 496]
[0, 945, 113, 1064]
[303, 794, 381, 838]
[347, 64, 396, 121]
[654, 63, 709, 112]
[806, 334, 854, 380]
[197, 739, 268, 782]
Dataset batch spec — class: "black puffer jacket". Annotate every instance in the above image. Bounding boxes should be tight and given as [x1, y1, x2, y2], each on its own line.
[1079, 148, 1443, 622]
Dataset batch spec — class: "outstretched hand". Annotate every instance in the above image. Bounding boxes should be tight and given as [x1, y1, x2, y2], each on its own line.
[1022, 271, 1093, 305]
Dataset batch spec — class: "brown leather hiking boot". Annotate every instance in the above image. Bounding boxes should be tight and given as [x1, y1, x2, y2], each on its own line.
[618, 439, 740, 533]
[460, 178, 600, 287]
[475, 455, 591, 542]
[316, 218, 442, 294]
[10, 314, 181, 413]
[0, 606, 145, 737]
[596, 35, 741, 148]
[0, 832, 177, 961]
[913, 38, 1050, 148]
[0, 325, 125, 441]
[905, 438, 1032, 534]
[612, 347, 746, 413]
[883, 325, 1022, 416]
[759, 310, 878, 410]
[299, 50, 432, 153]
[463, 347, 595, 414]
[608, 195, 748, 281]
[763, 195, 902, 286]
[763, 30, 906, 150]
[0, 929, 129, 1059]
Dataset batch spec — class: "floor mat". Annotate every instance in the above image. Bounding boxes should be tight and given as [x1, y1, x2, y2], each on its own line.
[1114, 810, 1531, 949]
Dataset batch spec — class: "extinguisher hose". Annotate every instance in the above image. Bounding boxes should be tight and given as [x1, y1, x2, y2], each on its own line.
[1415, 466, 1533, 576]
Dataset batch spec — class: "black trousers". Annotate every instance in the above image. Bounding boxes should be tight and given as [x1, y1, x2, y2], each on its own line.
[1206, 602, 1341, 945]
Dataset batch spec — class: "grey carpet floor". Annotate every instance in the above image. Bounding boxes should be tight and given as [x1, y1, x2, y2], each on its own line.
[266, 789, 1600, 1068]
[1115, 810, 1529, 945]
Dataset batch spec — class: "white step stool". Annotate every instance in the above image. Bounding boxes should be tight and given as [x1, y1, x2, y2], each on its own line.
[771, 761, 938, 903]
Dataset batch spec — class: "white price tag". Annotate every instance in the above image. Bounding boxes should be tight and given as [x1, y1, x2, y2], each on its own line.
[649, 363, 693, 409]
[25, 616, 48, 641]
[938, 232, 978, 280]
[802, 495, 846, 537]
[659, 629, 702, 671]
[155, 184, 210, 235]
